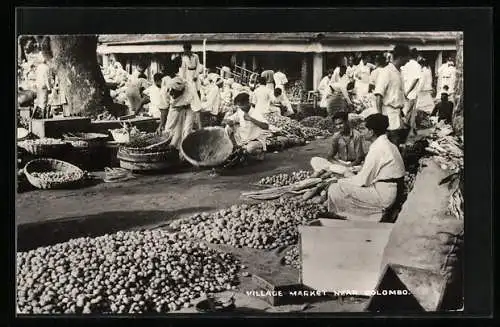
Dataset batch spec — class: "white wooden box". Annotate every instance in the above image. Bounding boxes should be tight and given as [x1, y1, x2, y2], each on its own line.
[298, 219, 394, 295]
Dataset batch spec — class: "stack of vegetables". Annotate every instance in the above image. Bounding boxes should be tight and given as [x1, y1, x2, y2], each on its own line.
[264, 113, 332, 151]
[243, 169, 340, 204]
[257, 170, 312, 187]
[425, 126, 464, 221]
[16, 231, 241, 314]
[300, 116, 334, 132]
[170, 199, 327, 251]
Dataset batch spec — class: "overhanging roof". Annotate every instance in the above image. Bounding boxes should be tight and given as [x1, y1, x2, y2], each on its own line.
[98, 32, 461, 46]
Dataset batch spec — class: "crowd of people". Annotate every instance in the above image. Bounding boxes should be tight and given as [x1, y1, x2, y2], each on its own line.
[312, 44, 459, 221]
[316, 47, 457, 146]
[103, 42, 297, 160]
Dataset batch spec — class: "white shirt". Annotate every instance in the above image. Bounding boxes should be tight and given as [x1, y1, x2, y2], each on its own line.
[373, 63, 405, 109]
[318, 76, 331, 96]
[226, 108, 269, 145]
[417, 66, 433, 93]
[347, 134, 405, 187]
[35, 63, 51, 89]
[251, 85, 273, 116]
[369, 67, 383, 86]
[355, 61, 371, 84]
[331, 67, 341, 83]
[402, 59, 422, 100]
[346, 65, 356, 81]
[144, 84, 170, 118]
[273, 72, 288, 88]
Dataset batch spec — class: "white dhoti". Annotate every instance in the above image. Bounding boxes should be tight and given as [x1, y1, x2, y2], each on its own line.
[224, 125, 267, 158]
[382, 105, 404, 131]
[415, 90, 435, 114]
[327, 179, 398, 222]
[165, 107, 194, 150]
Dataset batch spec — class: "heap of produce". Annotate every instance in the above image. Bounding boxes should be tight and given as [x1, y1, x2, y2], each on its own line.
[426, 134, 463, 172]
[170, 198, 327, 250]
[258, 170, 312, 187]
[17, 230, 240, 314]
[18, 138, 66, 146]
[30, 171, 83, 183]
[282, 245, 300, 270]
[265, 113, 304, 138]
[301, 126, 331, 139]
[246, 170, 338, 202]
[300, 116, 334, 132]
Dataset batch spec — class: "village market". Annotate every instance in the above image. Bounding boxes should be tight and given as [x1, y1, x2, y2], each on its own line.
[16, 32, 464, 314]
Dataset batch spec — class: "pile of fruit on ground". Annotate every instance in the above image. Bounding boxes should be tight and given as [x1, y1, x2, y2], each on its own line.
[264, 114, 332, 152]
[282, 245, 300, 270]
[258, 170, 312, 187]
[170, 199, 327, 250]
[17, 231, 240, 314]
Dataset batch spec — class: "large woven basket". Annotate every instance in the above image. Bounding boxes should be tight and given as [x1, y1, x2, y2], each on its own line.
[180, 127, 234, 167]
[24, 158, 85, 189]
[18, 140, 70, 157]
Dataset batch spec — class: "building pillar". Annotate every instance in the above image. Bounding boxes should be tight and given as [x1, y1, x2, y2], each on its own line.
[301, 55, 310, 91]
[102, 54, 110, 68]
[435, 51, 443, 76]
[312, 52, 324, 90]
[252, 56, 257, 71]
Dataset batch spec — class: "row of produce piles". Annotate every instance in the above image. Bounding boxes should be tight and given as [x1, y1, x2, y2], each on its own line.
[264, 114, 332, 152]
[424, 123, 464, 220]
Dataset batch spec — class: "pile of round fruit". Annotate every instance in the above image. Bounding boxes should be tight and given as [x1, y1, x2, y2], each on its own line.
[282, 245, 300, 270]
[300, 116, 334, 132]
[258, 170, 312, 187]
[170, 199, 327, 250]
[16, 230, 240, 314]
[30, 171, 83, 183]
[265, 113, 304, 138]
[301, 127, 331, 140]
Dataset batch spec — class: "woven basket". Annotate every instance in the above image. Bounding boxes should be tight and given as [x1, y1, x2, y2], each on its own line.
[180, 127, 234, 167]
[117, 147, 179, 163]
[18, 140, 70, 157]
[24, 158, 85, 189]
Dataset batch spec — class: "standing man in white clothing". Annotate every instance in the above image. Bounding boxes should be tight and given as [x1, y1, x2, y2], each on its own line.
[34, 55, 53, 118]
[402, 48, 422, 137]
[143, 73, 170, 119]
[373, 44, 410, 147]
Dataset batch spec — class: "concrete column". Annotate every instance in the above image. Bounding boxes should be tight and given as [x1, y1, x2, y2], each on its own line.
[301, 55, 309, 90]
[252, 56, 257, 71]
[435, 51, 443, 76]
[312, 52, 324, 90]
[102, 54, 110, 68]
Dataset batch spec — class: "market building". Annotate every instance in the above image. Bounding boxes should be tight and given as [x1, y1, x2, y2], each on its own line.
[97, 32, 459, 90]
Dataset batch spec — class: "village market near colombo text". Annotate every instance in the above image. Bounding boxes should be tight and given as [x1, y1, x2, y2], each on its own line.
[16, 32, 464, 314]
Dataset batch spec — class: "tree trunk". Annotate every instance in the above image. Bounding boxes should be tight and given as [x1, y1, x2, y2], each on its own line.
[47, 35, 113, 117]
[452, 33, 464, 136]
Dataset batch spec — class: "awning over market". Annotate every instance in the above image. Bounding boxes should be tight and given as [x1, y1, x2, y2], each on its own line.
[97, 32, 460, 54]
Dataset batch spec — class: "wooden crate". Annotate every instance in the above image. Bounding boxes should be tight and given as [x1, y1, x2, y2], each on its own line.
[298, 219, 394, 295]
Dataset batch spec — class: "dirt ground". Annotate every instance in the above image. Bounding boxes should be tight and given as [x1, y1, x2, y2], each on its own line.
[16, 137, 372, 312]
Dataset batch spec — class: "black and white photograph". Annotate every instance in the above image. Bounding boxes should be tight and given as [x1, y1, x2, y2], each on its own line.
[16, 30, 466, 315]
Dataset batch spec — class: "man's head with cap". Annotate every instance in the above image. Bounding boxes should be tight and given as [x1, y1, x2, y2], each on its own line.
[364, 113, 389, 139]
